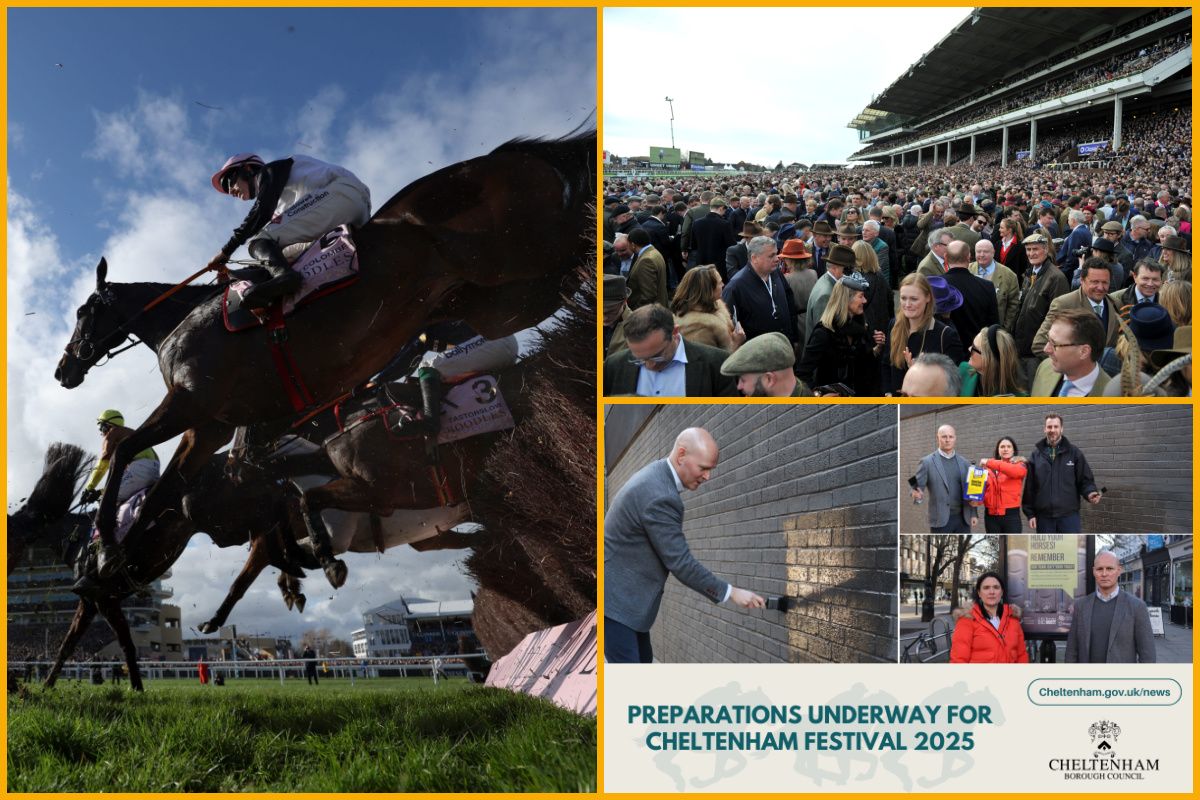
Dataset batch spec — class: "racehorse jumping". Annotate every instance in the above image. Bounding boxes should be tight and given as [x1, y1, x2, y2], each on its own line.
[54, 130, 595, 581]
[8, 443, 313, 690]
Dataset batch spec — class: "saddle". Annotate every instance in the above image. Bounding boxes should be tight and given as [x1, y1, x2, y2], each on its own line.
[331, 372, 516, 445]
[223, 224, 360, 332]
[89, 488, 153, 545]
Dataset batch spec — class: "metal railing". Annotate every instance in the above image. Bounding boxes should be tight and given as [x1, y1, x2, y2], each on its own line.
[9, 654, 489, 686]
[899, 619, 953, 663]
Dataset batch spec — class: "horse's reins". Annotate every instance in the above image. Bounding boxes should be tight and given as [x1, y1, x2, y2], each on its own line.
[68, 261, 261, 364]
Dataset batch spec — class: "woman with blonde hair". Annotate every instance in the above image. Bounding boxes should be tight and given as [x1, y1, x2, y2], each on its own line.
[851, 240, 893, 352]
[1159, 237, 1191, 284]
[881, 273, 964, 394]
[1159, 279, 1190, 326]
[796, 273, 883, 396]
[670, 265, 744, 352]
[960, 324, 1027, 396]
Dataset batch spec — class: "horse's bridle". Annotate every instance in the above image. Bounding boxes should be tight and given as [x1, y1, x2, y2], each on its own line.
[65, 289, 142, 366]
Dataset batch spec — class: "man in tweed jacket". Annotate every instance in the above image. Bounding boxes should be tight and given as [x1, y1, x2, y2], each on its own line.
[604, 428, 766, 663]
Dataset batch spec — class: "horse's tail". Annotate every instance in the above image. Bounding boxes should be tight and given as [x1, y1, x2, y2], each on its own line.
[25, 443, 93, 521]
[491, 127, 596, 212]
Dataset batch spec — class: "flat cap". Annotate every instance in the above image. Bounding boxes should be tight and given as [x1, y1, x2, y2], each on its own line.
[719, 332, 795, 375]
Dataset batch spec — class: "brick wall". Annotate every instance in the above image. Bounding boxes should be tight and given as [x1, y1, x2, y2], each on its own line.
[605, 404, 898, 663]
[898, 404, 1192, 533]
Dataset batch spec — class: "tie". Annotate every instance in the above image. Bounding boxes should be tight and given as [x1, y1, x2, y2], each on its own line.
[1093, 303, 1103, 316]
[1059, 379, 1075, 397]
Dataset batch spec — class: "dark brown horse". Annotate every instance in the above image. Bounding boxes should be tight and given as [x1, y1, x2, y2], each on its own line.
[54, 131, 594, 580]
[232, 372, 528, 567]
[7, 444, 314, 690]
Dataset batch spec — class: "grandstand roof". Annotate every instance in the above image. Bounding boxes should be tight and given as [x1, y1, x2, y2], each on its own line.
[851, 7, 1176, 129]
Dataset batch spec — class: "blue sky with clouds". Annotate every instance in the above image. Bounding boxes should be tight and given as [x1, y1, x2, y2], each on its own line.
[7, 7, 596, 644]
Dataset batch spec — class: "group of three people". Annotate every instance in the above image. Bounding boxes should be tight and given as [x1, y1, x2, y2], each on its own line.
[912, 414, 1098, 534]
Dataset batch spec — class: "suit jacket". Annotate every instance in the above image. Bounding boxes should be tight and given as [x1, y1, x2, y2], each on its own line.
[969, 261, 1020, 330]
[1032, 287, 1122, 359]
[1030, 358, 1112, 396]
[946, 222, 981, 251]
[627, 246, 668, 310]
[725, 241, 750, 277]
[995, 236, 1030, 281]
[943, 266, 1000, 347]
[805, 272, 839, 343]
[603, 337, 737, 397]
[604, 459, 730, 632]
[722, 265, 799, 343]
[727, 206, 748, 233]
[877, 224, 900, 278]
[1012, 263, 1070, 357]
[917, 252, 946, 277]
[1108, 285, 1158, 317]
[1065, 591, 1157, 663]
[679, 204, 709, 252]
[914, 451, 974, 529]
[641, 216, 672, 262]
[690, 212, 737, 277]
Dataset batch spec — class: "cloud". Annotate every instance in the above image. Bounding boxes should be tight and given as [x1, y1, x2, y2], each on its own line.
[7, 19, 594, 643]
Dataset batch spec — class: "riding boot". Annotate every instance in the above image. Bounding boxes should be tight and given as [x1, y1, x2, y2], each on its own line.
[71, 550, 100, 600]
[400, 367, 442, 436]
[96, 539, 126, 580]
[241, 238, 303, 310]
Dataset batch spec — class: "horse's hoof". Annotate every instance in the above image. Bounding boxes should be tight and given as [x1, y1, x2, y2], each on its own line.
[323, 560, 348, 589]
[295, 595, 306, 613]
[96, 545, 126, 579]
[284, 595, 295, 611]
[198, 621, 217, 635]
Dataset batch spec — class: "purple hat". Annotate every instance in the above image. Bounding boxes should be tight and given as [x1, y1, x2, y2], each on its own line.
[926, 275, 963, 314]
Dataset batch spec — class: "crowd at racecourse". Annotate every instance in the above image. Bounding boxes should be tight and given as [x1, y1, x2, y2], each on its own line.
[602, 111, 1191, 398]
[852, 10, 1189, 158]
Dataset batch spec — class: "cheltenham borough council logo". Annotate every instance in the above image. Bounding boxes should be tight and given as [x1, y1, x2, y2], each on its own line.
[1047, 720, 1159, 780]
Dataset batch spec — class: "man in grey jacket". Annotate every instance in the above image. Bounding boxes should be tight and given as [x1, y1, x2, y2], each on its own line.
[910, 425, 977, 533]
[1065, 551, 1156, 663]
[604, 428, 766, 663]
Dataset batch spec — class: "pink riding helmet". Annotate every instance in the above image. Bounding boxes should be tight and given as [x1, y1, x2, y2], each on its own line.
[211, 153, 265, 194]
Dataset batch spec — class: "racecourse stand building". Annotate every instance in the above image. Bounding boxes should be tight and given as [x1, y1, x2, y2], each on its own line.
[847, 8, 1190, 168]
[351, 596, 477, 659]
[7, 544, 182, 662]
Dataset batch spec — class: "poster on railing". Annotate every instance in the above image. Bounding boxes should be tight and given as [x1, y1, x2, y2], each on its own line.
[1077, 141, 1109, 155]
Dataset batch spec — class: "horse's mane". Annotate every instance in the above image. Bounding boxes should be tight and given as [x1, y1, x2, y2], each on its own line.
[20, 443, 92, 522]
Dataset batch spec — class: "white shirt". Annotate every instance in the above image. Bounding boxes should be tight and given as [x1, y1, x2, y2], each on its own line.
[665, 459, 686, 493]
[635, 338, 688, 397]
[1096, 585, 1121, 603]
[937, 449, 957, 460]
[1062, 362, 1101, 397]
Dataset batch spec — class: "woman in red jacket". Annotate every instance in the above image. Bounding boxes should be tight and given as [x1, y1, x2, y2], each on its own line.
[974, 436, 1027, 533]
[950, 572, 1029, 664]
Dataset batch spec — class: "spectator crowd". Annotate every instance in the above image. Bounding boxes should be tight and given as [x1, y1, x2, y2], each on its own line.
[603, 107, 1191, 399]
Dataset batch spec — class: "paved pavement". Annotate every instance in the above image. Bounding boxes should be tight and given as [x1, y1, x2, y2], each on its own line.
[898, 599, 1193, 663]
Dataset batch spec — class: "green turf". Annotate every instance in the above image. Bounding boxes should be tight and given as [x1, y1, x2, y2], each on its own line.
[7, 677, 596, 792]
